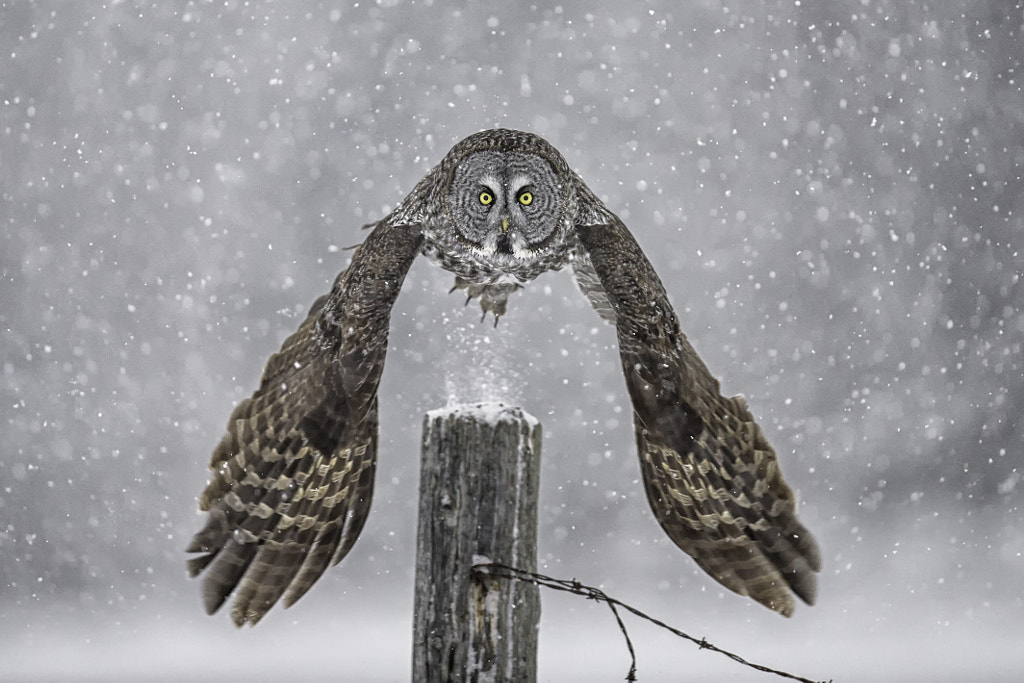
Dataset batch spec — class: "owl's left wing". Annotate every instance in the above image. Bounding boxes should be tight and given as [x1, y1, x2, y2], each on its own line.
[574, 218, 820, 617]
[186, 222, 423, 626]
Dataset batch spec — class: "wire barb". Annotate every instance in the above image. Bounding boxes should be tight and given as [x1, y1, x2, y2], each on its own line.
[471, 562, 828, 683]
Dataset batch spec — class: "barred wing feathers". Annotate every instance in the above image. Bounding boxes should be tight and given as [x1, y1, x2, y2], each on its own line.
[186, 223, 423, 626]
[575, 219, 821, 617]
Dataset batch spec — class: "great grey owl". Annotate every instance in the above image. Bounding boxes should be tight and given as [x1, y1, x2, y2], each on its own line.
[187, 128, 821, 626]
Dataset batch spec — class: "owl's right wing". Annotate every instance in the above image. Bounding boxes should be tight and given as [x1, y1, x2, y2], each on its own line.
[186, 221, 423, 626]
[574, 218, 820, 617]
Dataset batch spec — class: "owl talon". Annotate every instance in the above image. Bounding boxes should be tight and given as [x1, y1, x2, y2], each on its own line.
[448, 277, 519, 324]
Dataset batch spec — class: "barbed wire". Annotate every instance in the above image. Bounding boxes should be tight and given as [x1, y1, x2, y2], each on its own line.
[472, 562, 830, 683]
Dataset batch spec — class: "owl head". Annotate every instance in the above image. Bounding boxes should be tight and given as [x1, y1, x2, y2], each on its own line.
[442, 129, 572, 261]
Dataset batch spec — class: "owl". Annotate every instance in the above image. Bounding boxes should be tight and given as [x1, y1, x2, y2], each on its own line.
[187, 129, 821, 626]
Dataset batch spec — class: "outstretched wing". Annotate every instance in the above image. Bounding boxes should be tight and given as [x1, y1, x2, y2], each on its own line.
[575, 219, 821, 617]
[186, 222, 423, 626]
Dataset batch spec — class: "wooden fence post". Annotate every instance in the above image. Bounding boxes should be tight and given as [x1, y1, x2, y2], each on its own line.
[412, 403, 542, 682]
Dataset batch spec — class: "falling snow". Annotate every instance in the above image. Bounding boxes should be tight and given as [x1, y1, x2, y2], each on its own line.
[1, 1, 1022, 680]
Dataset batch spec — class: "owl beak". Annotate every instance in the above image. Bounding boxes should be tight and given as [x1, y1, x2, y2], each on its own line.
[501, 217, 510, 233]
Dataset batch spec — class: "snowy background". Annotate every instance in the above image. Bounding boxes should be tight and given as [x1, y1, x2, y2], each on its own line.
[2, 1, 1022, 680]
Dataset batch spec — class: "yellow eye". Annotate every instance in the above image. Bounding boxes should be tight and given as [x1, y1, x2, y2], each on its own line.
[518, 191, 533, 206]
[479, 191, 494, 206]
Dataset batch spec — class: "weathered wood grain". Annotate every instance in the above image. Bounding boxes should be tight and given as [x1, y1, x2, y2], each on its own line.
[412, 403, 541, 683]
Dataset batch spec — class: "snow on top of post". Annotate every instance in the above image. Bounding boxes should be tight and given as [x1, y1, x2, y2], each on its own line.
[426, 401, 539, 428]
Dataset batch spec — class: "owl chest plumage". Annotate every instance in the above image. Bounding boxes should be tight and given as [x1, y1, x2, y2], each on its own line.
[419, 214, 575, 286]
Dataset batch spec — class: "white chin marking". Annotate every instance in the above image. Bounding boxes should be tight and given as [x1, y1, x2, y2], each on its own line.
[511, 241, 537, 259]
[470, 243, 496, 257]
[470, 237, 536, 260]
